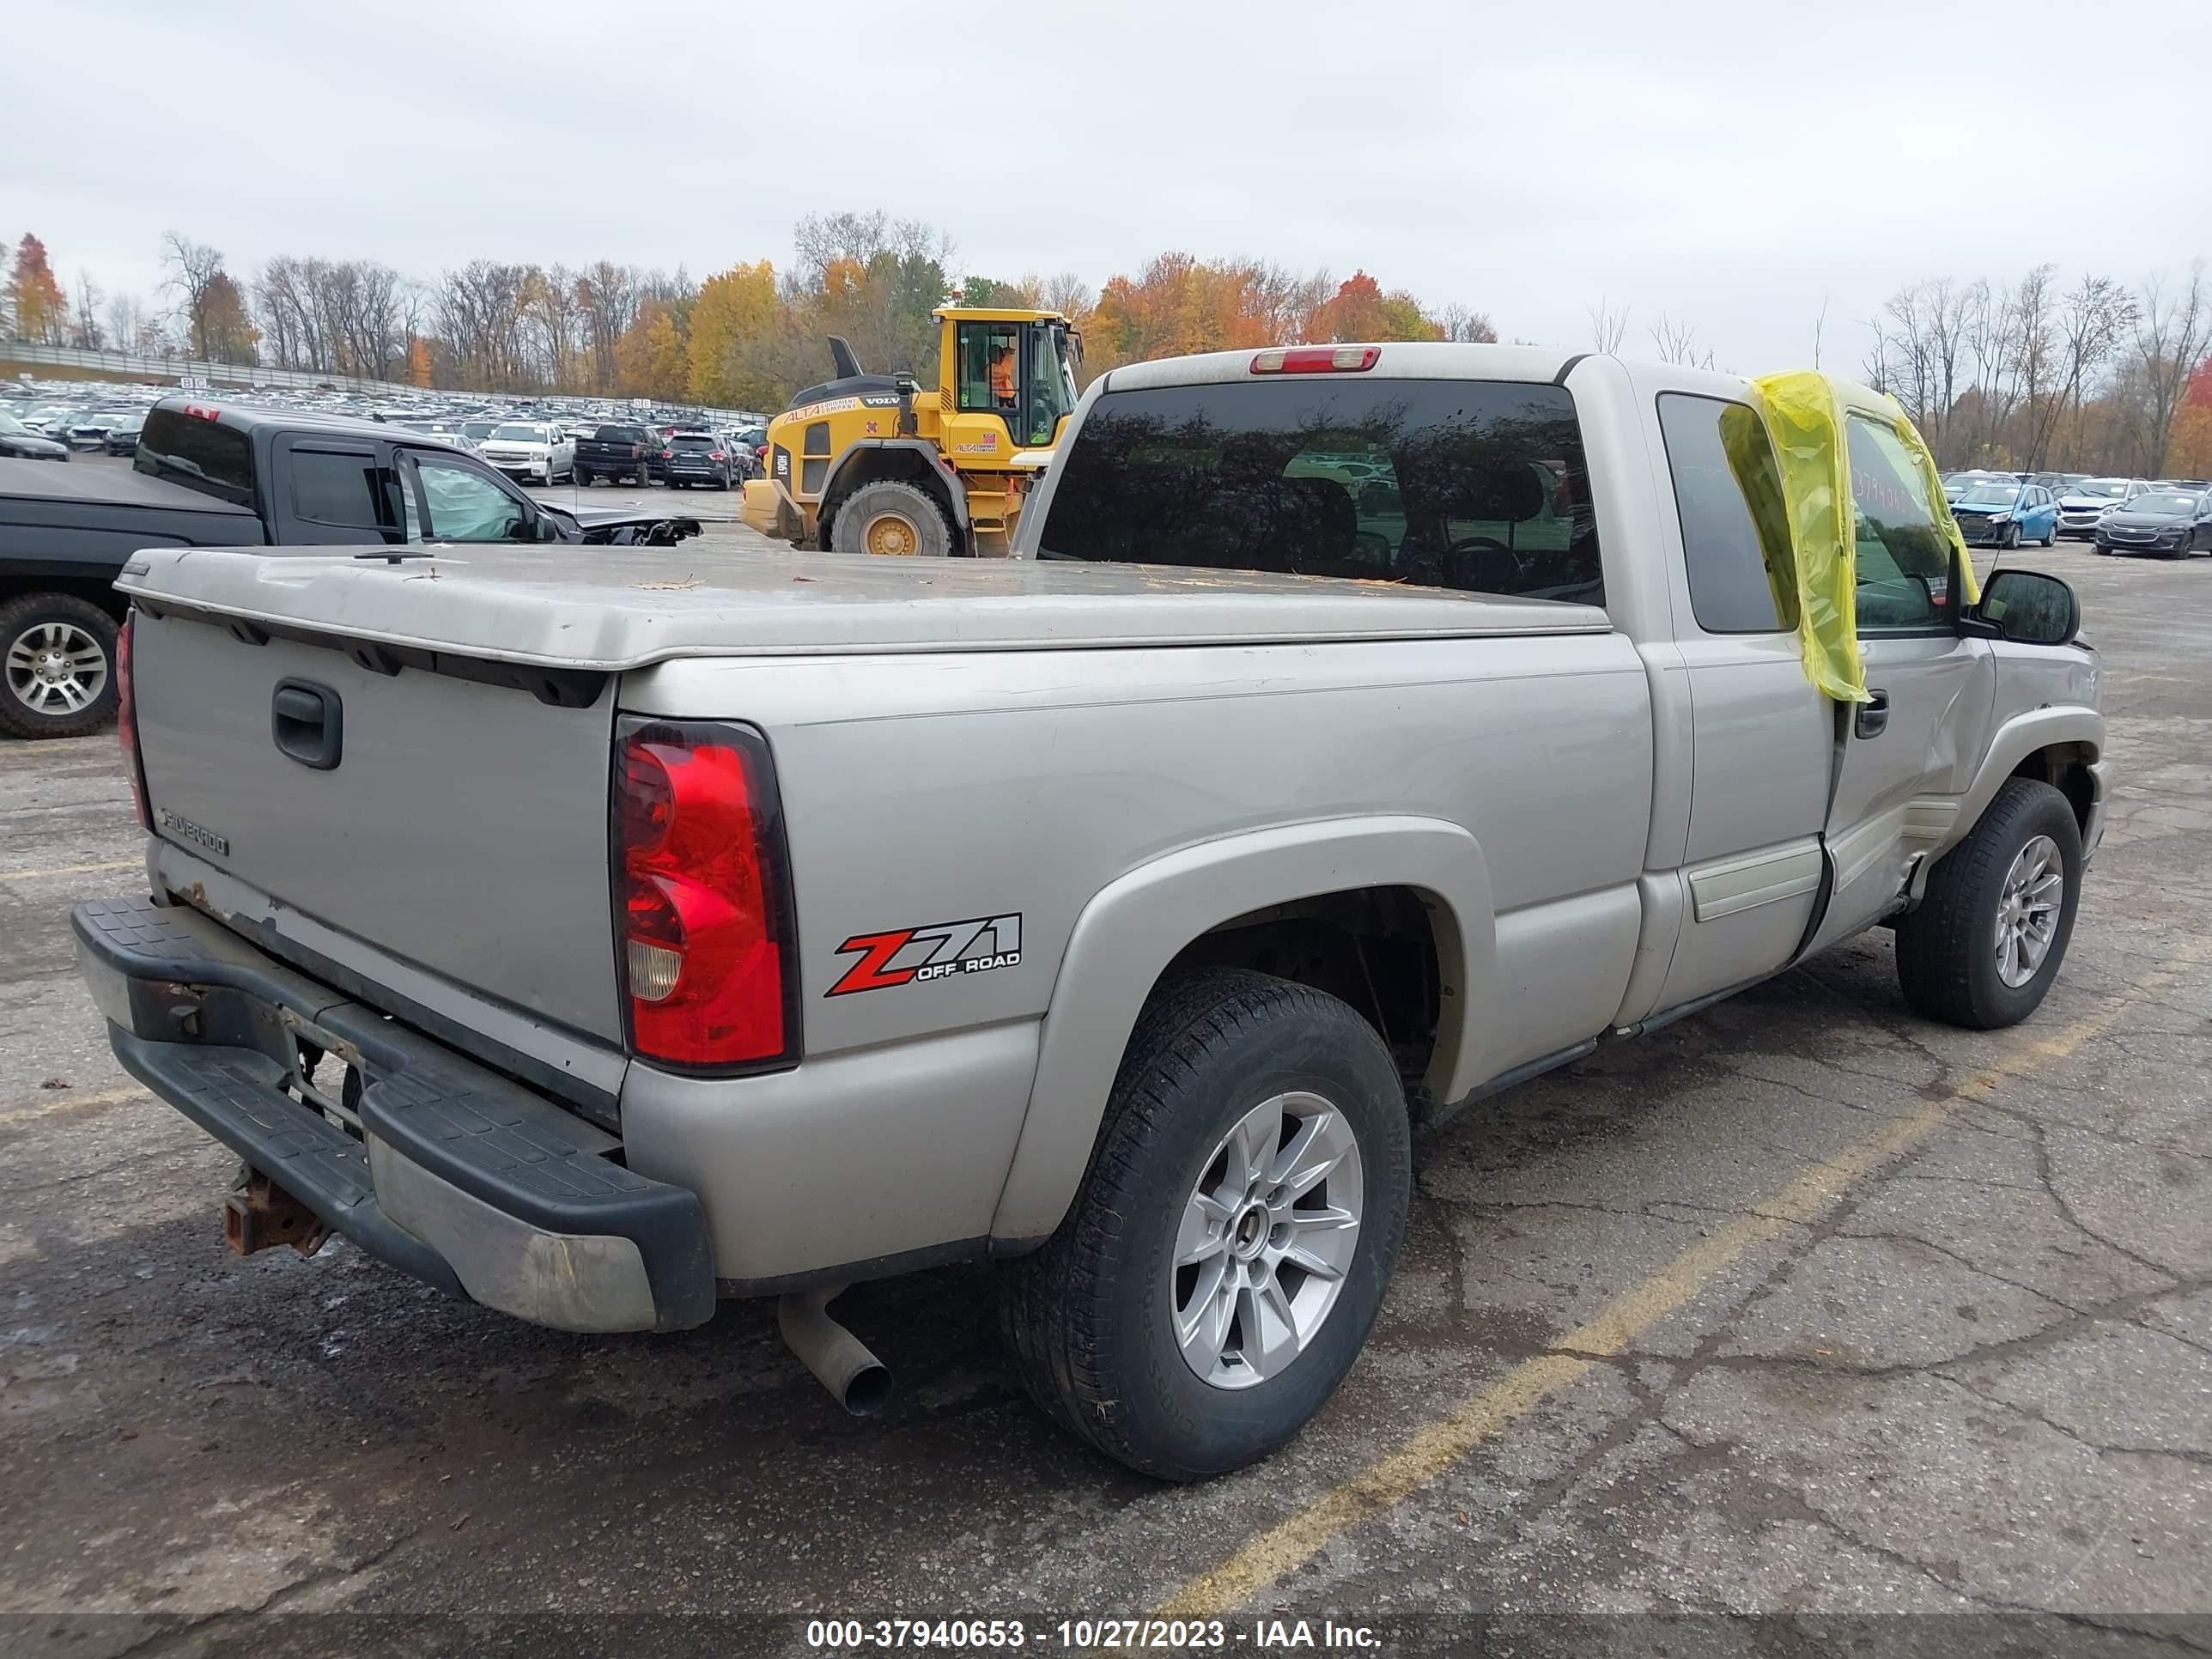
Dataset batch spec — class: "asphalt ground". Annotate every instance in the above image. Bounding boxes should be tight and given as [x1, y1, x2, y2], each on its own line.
[0, 534, 2206, 1658]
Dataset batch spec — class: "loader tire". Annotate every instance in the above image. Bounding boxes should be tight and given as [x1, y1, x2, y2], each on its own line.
[830, 481, 955, 558]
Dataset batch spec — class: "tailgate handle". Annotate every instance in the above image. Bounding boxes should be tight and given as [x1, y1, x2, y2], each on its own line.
[271, 679, 343, 770]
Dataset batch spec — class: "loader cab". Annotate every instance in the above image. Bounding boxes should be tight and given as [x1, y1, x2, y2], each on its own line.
[949, 314, 1081, 453]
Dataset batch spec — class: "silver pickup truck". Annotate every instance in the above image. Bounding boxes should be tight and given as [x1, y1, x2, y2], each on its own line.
[75, 344, 2105, 1480]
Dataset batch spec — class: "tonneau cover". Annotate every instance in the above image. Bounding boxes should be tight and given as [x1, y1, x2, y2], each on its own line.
[0, 456, 258, 516]
[116, 544, 1612, 669]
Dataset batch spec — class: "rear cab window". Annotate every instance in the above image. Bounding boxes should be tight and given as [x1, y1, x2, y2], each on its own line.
[1656, 393, 1796, 634]
[287, 447, 392, 537]
[1038, 377, 1603, 605]
[134, 408, 256, 508]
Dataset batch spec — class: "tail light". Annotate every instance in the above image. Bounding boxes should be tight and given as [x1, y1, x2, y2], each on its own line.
[756, 445, 768, 462]
[1250, 346, 1380, 374]
[614, 719, 797, 1070]
[661, 448, 673, 459]
[708, 451, 726, 462]
[115, 612, 151, 831]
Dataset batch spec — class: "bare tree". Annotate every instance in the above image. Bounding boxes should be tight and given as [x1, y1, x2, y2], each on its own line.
[2010, 264, 2063, 466]
[1039, 270, 1096, 319]
[1812, 292, 1828, 370]
[106, 291, 150, 353]
[160, 232, 227, 358]
[1588, 298, 1630, 354]
[68, 270, 106, 349]
[576, 261, 641, 393]
[1648, 313, 1713, 369]
[2129, 263, 2210, 474]
[1437, 303, 1498, 343]
[2035, 273, 2136, 468]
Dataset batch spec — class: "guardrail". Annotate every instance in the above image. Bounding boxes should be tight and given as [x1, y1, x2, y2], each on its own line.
[3, 340, 417, 395]
[3, 341, 767, 427]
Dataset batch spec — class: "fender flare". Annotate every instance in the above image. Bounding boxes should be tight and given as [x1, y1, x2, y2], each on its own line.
[1942, 705, 2102, 858]
[823, 440, 970, 531]
[987, 816, 1496, 1246]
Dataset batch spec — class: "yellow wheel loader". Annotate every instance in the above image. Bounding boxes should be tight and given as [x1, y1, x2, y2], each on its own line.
[740, 307, 1081, 557]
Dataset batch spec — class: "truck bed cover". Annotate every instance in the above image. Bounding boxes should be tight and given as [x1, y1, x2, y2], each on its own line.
[0, 457, 258, 518]
[116, 544, 1612, 669]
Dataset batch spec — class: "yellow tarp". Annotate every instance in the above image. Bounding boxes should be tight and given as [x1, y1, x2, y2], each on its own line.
[1725, 370, 1975, 706]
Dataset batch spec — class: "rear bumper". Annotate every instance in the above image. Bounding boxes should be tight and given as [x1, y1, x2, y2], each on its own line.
[73, 894, 714, 1334]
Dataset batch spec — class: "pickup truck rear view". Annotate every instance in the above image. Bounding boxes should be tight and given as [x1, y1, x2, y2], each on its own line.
[0, 398, 701, 738]
[76, 345, 2106, 1480]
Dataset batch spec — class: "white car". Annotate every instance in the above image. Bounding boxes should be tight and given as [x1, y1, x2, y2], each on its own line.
[477, 421, 575, 484]
[2055, 477, 2149, 540]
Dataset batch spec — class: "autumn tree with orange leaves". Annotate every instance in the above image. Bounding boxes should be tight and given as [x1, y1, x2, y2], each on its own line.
[9, 234, 69, 344]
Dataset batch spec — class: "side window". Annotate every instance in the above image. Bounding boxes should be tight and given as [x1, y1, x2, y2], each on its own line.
[1844, 414, 1951, 631]
[956, 321, 1020, 413]
[414, 457, 530, 543]
[1656, 393, 1797, 633]
[289, 448, 388, 534]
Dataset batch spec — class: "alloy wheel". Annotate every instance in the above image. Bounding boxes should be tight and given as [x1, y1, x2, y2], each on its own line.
[1995, 834, 2063, 988]
[1172, 1091, 1364, 1390]
[5, 620, 108, 716]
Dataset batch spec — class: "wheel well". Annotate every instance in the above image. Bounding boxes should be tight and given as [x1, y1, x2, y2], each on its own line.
[2009, 742, 2095, 836]
[0, 576, 130, 623]
[1162, 886, 1445, 1106]
[818, 450, 964, 552]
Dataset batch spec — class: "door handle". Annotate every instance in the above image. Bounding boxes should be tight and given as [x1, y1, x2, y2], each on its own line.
[271, 678, 343, 770]
[1854, 689, 1891, 740]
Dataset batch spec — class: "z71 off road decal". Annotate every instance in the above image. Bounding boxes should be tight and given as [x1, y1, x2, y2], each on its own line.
[827, 914, 1023, 997]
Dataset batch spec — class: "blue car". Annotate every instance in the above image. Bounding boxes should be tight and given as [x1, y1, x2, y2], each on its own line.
[1948, 479, 2058, 549]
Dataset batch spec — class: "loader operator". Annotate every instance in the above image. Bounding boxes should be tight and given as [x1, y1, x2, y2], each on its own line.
[989, 342, 1017, 407]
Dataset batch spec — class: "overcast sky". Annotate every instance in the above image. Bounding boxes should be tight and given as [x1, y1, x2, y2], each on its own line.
[6, 0, 2203, 374]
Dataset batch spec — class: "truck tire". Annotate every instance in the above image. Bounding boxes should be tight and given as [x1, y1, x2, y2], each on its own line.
[1894, 777, 2081, 1030]
[0, 593, 119, 740]
[999, 969, 1412, 1480]
[830, 480, 955, 558]
[575, 466, 594, 487]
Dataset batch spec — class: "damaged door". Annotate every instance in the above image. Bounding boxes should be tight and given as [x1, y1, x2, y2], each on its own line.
[1803, 412, 1994, 953]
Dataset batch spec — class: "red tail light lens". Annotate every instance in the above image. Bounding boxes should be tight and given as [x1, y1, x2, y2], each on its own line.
[115, 612, 151, 831]
[614, 719, 796, 1069]
[661, 448, 673, 459]
[708, 451, 726, 461]
[1249, 346, 1381, 374]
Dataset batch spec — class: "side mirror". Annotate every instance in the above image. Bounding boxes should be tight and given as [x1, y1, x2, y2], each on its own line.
[1971, 569, 2080, 646]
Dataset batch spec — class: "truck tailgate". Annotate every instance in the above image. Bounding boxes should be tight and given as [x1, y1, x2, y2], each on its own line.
[129, 603, 623, 1042]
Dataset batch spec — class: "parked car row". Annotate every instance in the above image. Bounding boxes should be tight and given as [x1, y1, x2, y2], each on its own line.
[1936, 469, 2212, 559]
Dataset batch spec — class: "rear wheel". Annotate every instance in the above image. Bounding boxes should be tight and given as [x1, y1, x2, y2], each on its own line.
[999, 969, 1412, 1480]
[575, 466, 594, 487]
[0, 593, 118, 740]
[830, 480, 956, 557]
[1895, 778, 2081, 1030]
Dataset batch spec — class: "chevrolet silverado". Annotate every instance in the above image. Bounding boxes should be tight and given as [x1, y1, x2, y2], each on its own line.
[75, 345, 2104, 1479]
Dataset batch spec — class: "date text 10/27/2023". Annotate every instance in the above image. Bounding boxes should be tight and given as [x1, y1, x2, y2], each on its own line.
[804, 1620, 1382, 1651]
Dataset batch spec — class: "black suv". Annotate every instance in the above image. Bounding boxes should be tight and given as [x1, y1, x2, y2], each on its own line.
[661, 431, 734, 489]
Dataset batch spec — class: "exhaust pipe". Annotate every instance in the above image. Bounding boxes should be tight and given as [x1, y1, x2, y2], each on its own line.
[777, 1285, 893, 1416]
